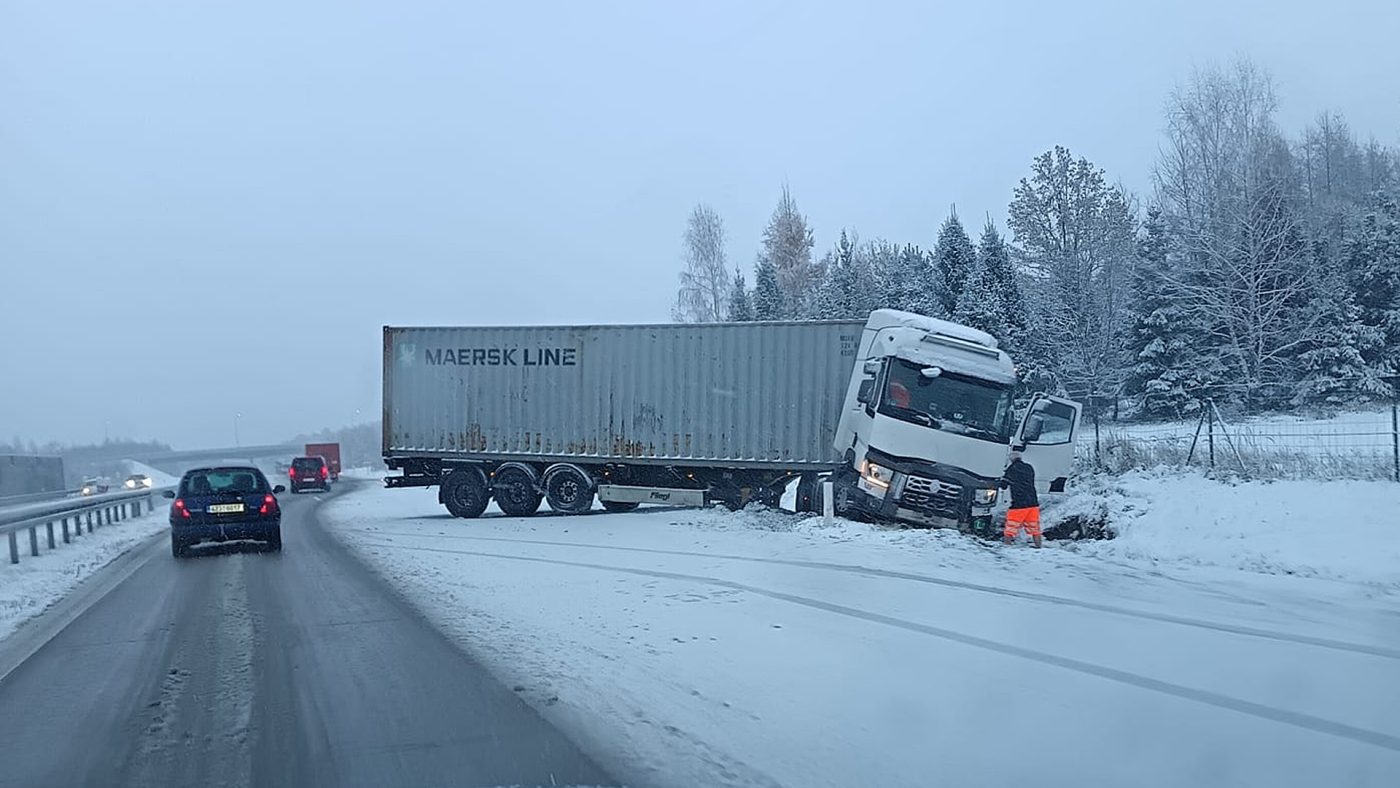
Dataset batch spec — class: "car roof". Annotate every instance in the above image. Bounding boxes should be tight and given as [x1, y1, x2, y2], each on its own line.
[293, 456, 325, 462]
[182, 466, 267, 476]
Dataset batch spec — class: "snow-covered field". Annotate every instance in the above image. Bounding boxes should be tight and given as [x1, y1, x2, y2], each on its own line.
[0, 504, 167, 642]
[324, 478, 1400, 788]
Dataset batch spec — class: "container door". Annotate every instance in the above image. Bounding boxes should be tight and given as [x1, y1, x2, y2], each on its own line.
[1013, 394, 1082, 493]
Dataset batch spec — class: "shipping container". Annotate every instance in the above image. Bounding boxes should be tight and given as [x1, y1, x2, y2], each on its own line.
[384, 321, 863, 467]
[0, 455, 67, 497]
[383, 321, 865, 516]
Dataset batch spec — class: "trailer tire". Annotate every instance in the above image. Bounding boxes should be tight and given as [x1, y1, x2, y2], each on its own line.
[601, 500, 640, 513]
[544, 465, 595, 514]
[442, 467, 490, 519]
[493, 464, 542, 517]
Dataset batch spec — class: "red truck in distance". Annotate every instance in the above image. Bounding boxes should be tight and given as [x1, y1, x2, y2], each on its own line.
[304, 443, 341, 481]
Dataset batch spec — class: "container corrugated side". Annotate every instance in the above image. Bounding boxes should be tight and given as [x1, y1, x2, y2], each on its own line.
[383, 321, 863, 468]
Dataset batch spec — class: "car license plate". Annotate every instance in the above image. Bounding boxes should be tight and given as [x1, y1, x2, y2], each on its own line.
[208, 503, 246, 514]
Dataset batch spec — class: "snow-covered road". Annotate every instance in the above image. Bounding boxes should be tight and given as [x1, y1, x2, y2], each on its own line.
[324, 479, 1400, 788]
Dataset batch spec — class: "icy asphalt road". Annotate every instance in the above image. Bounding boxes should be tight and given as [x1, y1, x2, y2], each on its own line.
[0, 482, 613, 788]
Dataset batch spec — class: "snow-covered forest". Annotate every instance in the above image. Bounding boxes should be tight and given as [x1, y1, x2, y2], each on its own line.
[673, 59, 1400, 419]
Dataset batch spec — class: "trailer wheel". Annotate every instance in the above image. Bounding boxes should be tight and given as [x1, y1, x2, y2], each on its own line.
[442, 467, 490, 519]
[601, 500, 640, 514]
[493, 465, 542, 517]
[795, 473, 818, 513]
[544, 465, 595, 514]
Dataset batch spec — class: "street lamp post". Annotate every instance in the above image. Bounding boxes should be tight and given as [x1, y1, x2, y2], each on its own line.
[234, 413, 242, 448]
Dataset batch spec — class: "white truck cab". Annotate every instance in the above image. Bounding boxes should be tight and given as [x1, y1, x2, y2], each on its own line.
[832, 310, 1082, 535]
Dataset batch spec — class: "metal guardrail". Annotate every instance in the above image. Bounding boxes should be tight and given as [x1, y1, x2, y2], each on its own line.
[1, 487, 169, 565]
[0, 488, 82, 509]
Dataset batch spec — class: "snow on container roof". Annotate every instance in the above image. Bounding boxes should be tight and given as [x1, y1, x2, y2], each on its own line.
[864, 309, 998, 350]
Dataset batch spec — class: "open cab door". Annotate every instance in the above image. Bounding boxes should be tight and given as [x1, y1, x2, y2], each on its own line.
[1013, 394, 1083, 494]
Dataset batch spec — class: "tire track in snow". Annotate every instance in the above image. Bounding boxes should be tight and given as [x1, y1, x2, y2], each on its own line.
[341, 528, 1400, 661]
[352, 538, 1400, 754]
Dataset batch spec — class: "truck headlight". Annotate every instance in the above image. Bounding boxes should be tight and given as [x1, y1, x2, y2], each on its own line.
[858, 460, 894, 497]
[974, 488, 998, 505]
[861, 461, 894, 488]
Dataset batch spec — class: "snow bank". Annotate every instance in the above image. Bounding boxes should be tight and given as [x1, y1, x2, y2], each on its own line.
[1055, 471, 1400, 587]
[0, 507, 167, 642]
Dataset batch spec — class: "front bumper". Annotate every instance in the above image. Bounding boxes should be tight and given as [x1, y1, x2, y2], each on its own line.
[849, 449, 999, 536]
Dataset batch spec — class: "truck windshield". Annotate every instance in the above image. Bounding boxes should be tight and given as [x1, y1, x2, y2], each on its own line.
[879, 359, 1015, 443]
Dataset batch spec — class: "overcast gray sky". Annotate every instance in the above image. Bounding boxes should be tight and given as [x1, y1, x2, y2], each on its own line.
[2, 0, 1397, 449]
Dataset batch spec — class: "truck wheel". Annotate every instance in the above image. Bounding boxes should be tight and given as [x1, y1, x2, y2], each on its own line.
[544, 465, 594, 514]
[442, 467, 490, 519]
[601, 500, 640, 513]
[493, 465, 542, 517]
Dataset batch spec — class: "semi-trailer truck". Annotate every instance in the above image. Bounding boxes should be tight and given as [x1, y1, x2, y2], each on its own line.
[381, 310, 1081, 534]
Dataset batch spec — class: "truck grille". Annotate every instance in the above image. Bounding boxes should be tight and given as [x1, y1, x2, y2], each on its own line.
[901, 476, 962, 518]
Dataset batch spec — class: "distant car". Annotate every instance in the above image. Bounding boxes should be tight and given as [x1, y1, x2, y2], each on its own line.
[122, 473, 153, 490]
[288, 456, 330, 493]
[79, 478, 109, 496]
[165, 466, 285, 557]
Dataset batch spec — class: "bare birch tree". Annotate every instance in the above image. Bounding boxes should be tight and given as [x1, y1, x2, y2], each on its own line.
[673, 204, 730, 323]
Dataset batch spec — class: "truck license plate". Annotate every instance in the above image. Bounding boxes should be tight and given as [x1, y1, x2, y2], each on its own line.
[208, 503, 245, 514]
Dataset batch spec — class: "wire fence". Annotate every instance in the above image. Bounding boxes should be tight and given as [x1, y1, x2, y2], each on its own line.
[1080, 400, 1400, 482]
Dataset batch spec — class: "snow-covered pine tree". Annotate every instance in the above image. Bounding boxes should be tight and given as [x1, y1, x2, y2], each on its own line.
[1345, 192, 1400, 379]
[1291, 277, 1389, 405]
[934, 211, 976, 315]
[952, 258, 1006, 339]
[879, 244, 940, 317]
[1123, 209, 1208, 418]
[812, 230, 868, 319]
[757, 186, 818, 318]
[727, 268, 754, 322]
[752, 260, 785, 321]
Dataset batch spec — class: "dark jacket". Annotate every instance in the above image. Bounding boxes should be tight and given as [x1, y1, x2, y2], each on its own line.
[1000, 458, 1039, 509]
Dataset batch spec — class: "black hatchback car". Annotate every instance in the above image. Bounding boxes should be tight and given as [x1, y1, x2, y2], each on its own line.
[288, 455, 330, 493]
[165, 466, 284, 557]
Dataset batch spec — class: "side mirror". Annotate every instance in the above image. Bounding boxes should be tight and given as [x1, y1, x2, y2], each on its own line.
[162, 490, 176, 499]
[857, 379, 876, 405]
[272, 485, 286, 494]
[863, 359, 882, 376]
[1024, 416, 1044, 442]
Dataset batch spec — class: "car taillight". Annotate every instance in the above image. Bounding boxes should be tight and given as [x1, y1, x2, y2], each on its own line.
[259, 494, 277, 515]
[320, 466, 328, 479]
[289, 468, 296, 479]
[173, 499, 190, 519]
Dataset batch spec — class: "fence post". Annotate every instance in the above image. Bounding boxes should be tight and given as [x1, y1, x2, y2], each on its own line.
[1207, 399, 1216, 468]
[8, 532, 17, 564]
[1392, 396, 1398, 484]
[1093, 405, 1102, 469]
[46, 521, 55, 550]
[62, 517, 70, 544]
[29, 526, 39, 557]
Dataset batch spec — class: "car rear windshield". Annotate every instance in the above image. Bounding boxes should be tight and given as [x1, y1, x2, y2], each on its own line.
[292, 457, 324, 470]
[181, 469, 269, 496]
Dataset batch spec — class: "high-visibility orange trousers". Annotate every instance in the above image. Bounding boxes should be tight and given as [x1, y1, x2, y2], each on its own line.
[1004, 506, 1042, 540]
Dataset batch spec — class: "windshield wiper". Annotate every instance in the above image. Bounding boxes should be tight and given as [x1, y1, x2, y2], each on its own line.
[891, 408, 940, 428]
